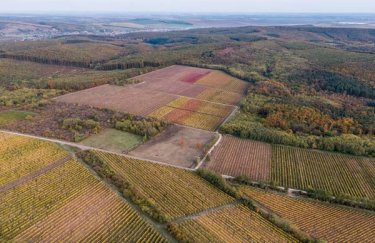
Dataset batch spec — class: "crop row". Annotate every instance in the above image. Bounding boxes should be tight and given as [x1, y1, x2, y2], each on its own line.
[93, 151, 234, 220]
[169, 205, 297, 242]
[0, 160, 96, 239]
[242, 186, 375, 242]
[13, 177, 166, 242]
[196, 71, 249, 94]
[207, 135, 271, 181]
[0, 133, 68, 187]
[196, 89, 242, 105]
[271, 145, 375, 200]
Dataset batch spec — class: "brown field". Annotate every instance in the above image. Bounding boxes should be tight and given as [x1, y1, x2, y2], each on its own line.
[135, 65, 247, 105]
[55, 84, 234, 131]
[54, 84, 177, 116]
[55, 65, 246, 130]
[129, 125, 216, 168]
[169, 204, 297, 242]
[205, 136, 271, 181]
[242, 186, 375, 242]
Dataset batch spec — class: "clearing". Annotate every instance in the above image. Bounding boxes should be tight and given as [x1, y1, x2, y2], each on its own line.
[80, 128, 143, 153]
[0, 111, 35, 127]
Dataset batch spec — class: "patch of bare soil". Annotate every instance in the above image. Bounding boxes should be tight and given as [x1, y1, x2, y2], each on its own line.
[129, 125, 216, 168]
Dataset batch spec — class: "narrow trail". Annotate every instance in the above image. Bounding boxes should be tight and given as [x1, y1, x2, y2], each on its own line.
[0, 155, 72, 193]
[170, 201, 241, 225]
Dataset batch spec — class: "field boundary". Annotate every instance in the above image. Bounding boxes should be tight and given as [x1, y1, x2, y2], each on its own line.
[195, 132, 223, 170]
[170, 201, 240, 224]
[0, 129, 195, 172]
[0, 155, 72, 193]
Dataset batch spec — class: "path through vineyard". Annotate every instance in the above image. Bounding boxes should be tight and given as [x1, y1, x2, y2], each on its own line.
[0, 155, 72, 193]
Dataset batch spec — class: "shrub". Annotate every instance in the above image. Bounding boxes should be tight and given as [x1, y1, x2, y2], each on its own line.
[196, 169, 239, 198]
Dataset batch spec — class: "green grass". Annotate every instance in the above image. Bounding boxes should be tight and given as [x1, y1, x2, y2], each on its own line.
[0, 111, 36, 127]
[80, 129, 143, 153]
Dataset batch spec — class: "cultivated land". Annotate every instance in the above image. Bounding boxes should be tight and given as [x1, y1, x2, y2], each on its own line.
[0, 133, 165, 241]
[1, 23, 375, 242]
[80, 128, 143, 153]
[205, 135, 271, 181]
[242, 186, 375, 242]
[54, 65, 243, 131]
[129, 125, 216, 168]
[92, 150, 235, 221]
[272, 145, 375, 200]
[0, 132, 68, 187]
[169, 204, 297, 243]
[135, 65, 247, 105]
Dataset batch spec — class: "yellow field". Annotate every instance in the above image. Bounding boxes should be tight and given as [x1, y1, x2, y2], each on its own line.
[242, 186, 375, 242]
[0, 132, 68, 187]
[93, 151, 235, 220]
[169, 205, 297, 242]
[196, 71, 249, 94]
[1, 159, 166, 242]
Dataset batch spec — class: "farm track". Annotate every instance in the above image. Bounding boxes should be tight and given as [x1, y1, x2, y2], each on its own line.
[0, 155, 72, 193]
[170, 201, 241, 224]
[0, 129, 195, 172]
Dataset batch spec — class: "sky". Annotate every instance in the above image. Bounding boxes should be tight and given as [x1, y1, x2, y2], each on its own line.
[0, 0, 374, 13]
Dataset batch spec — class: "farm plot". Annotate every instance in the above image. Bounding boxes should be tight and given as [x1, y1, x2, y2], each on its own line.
[135, 65, 211, 85]
[195, 71, 249, 94]
[168, 204, 297, 243]
[92, 150, 235, 221]
[80, 128, 143, 153]
[150, 96, 235, 131]
[129, 125, 217, 168]
[271, 145, 375, 200]
[205, 136, 271, 181]
[54, 84, 177, 116]
[0, 148, 165, 241]
[135, 65, 246, 105]
[0, 132, 69, 187]
[55, 84, 234, 131]
[242, 186, 375, 242]
[13, 177, 166, 242]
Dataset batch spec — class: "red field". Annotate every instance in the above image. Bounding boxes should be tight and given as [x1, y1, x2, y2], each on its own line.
[181, 71, 210, 83]
[205, 136, 271, 181]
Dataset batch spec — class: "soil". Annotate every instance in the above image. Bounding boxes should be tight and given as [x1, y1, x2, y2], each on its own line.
[129, 125, 216, 168]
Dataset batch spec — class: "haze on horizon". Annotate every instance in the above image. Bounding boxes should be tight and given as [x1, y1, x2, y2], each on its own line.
[0, 0, 374, 14]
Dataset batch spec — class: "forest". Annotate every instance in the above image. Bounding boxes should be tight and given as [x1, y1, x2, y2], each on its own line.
[0, 25, 374, 156]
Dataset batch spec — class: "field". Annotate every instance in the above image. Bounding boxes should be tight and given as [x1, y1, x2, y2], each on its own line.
[272, 145, 375, 200]
[135, 65, 246, 105]
[129, 125, 216, 168]
[205, 135, 271, 181]
[242, 186, 375, 242]
[92, 150, 235, 220]
[150, 96, 235, 131]
[0, 133, 166, 242]
[0, 111, 35, 127]
[0, 132, 69, 188]
[168, 204, 297, 242]
[54, 84, 177, 116]
[55, 80, 236, 131]
[80, 128, 143, 153]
